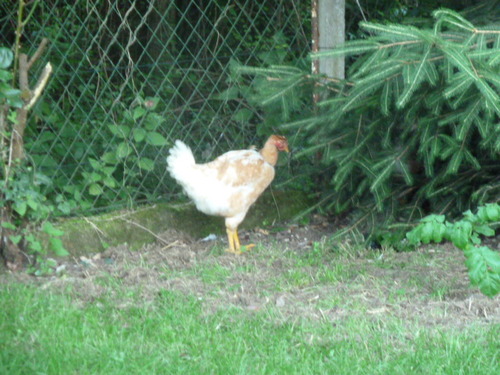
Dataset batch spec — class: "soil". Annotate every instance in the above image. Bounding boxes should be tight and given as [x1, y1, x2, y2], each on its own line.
[2, 216, 499, 329]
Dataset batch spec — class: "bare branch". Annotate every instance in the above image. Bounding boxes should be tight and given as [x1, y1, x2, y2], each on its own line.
[27, 37, 49, 70]
[25, 62, 52, 111]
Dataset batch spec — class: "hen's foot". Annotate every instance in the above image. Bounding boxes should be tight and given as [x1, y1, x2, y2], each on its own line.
[224, 244, 255, 255]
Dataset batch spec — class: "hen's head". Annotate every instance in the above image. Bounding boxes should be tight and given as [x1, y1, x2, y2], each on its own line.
[269, 135, 289, 152]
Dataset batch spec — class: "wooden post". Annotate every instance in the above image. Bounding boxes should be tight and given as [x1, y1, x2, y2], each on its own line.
[314, 0, 345, 80]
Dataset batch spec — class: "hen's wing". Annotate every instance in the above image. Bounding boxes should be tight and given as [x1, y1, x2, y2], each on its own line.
[189, 149, 275, 218]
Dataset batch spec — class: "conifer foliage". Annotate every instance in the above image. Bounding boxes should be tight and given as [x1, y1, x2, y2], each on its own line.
[236, 9, 500, 231]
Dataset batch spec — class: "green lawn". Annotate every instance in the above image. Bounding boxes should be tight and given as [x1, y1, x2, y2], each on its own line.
[0, 236, 498, 374]
[0, 282, 498, 374]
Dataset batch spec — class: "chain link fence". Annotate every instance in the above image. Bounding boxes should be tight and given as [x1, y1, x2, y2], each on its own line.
[0, 0, 310, 214]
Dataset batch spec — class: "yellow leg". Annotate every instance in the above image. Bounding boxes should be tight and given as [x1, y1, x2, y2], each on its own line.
[225, 228, 255, 255]
[226, 228, 241, 255]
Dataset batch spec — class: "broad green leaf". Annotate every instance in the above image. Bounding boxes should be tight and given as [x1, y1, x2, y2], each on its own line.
[420, 222, 434, 244]
[145, 132, 167, 146]
[9, 235, 22, 245]
[138, 157, 155, 171]
[116, 142, 131, 158]
[449, 221, 472, 249]
[421, 214, 446, 223]
[26, 198, 38, 211]
[133, 106, 147, 120]
[0, 68, 12, 82]
[108, 124, 131, 138]
[102, 166, 116, 176]
[102, 176, 117, 188]
[90, 172, 101, 182]
[57, 201, 73, 216]
[1, 222, 17, 230]
[133, 128, 147, 143]
[144, 113, 163, 131]
[101, 151, 118, 164]
[474, 224, 495, 237]
[0, 47, 13, 69]
[43, 222, 64, 237]
[432, 223, 446, 243]
[88, 183, 103, 196]
[464, 246, 500, 297]
[13, 201, 27, 216]
[50, 238, 69, 256]
[477, 203, 500, 222]
[28, 239, 43, 253]
[89, 158, 101, 170]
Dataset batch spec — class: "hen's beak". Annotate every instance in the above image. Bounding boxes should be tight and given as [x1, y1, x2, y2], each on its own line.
[284, 146, 290, 153]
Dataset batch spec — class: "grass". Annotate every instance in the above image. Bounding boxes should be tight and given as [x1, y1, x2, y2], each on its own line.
[0, 237, 498, 374]
[0, 284, 498, 375]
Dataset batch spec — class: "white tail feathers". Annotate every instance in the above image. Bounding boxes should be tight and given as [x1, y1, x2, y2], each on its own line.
[167, 140, 196, 183]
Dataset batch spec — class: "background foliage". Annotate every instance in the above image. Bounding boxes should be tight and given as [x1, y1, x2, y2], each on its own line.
[235, 4, 500, 238]
[0, 0, 311, 215]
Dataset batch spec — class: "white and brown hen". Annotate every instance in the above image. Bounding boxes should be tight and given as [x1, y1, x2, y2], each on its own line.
[167, 135, 289, 254]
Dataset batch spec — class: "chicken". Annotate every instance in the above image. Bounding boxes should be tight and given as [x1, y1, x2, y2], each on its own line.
[167, 135, 289, 254]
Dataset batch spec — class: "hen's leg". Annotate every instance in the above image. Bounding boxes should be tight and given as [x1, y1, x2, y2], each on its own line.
[234, 229, 255, 252]
[226, 228, 241, 255]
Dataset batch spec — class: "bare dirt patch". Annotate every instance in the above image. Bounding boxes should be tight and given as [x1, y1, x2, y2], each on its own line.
[2, 217, 499, 329]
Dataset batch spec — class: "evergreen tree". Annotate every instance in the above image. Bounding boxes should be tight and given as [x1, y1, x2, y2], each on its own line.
[235, 9, 500, 238]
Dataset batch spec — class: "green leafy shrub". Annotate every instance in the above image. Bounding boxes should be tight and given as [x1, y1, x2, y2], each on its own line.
[407, 203, 500, 297]
[1, 46, 68, 272]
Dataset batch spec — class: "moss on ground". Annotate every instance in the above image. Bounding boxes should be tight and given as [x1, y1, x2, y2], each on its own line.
[52, 191, 313, 256]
